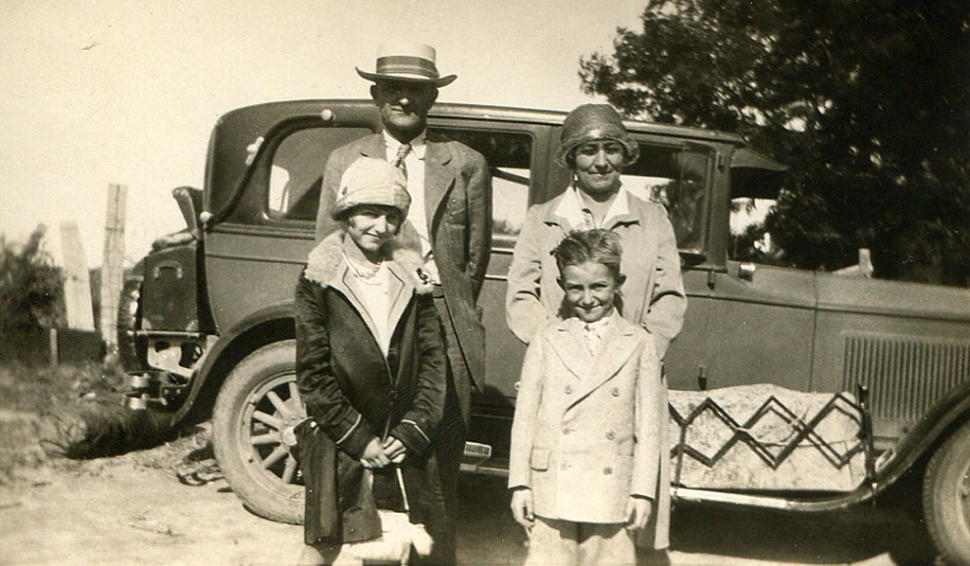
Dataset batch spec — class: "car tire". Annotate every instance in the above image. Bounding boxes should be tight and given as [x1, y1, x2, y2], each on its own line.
[212, 340, 306, 524]
[922, 419, 970, 565]
[115, 270, 145, 372]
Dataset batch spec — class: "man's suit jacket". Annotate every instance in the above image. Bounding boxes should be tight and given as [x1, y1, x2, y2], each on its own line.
[314, 132, 492, 424]
[508, 315, 671, 549]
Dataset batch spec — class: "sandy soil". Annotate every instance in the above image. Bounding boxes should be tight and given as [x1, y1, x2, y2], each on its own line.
[0, 415, 302, 566]
[0, 409, 940, 566]
[0, 411, 530, 566]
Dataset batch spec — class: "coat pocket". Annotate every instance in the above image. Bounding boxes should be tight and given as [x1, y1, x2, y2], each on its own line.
[530, 447, 550, 471]
[445, 185, 467, 225]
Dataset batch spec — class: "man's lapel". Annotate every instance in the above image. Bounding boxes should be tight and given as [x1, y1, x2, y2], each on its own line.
[423, 140, 455, 234]
[358, 133, 385, 160]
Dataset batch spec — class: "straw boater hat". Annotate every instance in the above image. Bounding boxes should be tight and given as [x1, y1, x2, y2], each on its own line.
[331, 157, 411, 220]
[356, 42, 457, 87]
[555, 103, 640, 168]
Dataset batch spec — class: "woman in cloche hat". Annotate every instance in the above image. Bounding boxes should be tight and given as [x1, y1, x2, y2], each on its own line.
[295, 157, 448, 565]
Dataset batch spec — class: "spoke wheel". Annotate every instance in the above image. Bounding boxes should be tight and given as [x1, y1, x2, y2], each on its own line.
[212, 340, 306, 524]
[922, 419, 970, 565]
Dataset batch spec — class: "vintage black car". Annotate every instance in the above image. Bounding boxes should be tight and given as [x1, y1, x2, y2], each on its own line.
[119, 100, 970, 562]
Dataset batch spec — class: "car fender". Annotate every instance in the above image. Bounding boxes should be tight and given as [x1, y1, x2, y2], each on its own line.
[171, 301, 296, 426]
[873, 379, 970, 491]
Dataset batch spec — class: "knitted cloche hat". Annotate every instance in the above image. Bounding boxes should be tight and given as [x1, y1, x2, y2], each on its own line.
[331, 157, 411, 220]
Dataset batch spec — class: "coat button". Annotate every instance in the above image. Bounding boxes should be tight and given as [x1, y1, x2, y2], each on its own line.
[564, 384, 573, 394]
[604, 466, 613, 475]
[610, 387, 620, 397]
[561, 462, 570, 471]
[562, 426, 572, 434]
[606, 431, 615, 440]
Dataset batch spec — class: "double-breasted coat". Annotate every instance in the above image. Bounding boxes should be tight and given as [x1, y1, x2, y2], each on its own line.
[508, 314, 671, 549]
[314, 133, 492, 425]
[294, 232, 448, 547]
[505, 186, 686, 359]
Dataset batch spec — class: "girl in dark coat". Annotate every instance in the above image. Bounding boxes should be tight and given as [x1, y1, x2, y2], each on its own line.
[295, 157, 448, 565]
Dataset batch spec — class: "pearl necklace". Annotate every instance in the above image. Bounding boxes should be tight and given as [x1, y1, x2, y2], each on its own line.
[344, 251, 383, 280]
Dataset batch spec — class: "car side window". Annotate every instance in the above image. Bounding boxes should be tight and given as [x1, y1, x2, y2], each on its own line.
[267, 127, 373, 221]
[623, 143, 711, 255]
[729, 197, 778, 262]
[430, 128, 533, 249]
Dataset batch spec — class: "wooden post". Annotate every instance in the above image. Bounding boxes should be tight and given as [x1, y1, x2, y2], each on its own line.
[49, 327, 59, 367]
[100, 184, 127, 353]
[59, 220, 96, 330]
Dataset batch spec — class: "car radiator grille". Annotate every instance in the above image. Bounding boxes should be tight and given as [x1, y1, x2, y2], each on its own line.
[841, 332, 970, 421]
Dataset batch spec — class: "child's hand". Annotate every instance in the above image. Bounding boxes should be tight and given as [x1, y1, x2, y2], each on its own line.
[625, 496, 653, 531]
[360, 437, 391, 469]
[510, 487, 535, 531]
[382, 436, 407, 464]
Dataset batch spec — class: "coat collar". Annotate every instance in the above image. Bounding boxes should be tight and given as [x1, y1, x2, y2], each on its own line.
[304, 231, 426, 345]
[546, 314, 641, 406]
[545, 185, 642, 232]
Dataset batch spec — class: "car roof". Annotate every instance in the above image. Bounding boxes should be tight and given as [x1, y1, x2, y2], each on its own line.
[430, 102, 747, 143]
[221, 99, 748, 144]
[206, 99, 750, 219]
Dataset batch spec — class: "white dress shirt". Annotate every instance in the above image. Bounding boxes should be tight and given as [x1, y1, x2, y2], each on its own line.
[383, 131, 441, 283]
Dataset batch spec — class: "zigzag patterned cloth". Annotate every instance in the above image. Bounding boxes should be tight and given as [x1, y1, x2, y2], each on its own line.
[668, 384, 867, 492]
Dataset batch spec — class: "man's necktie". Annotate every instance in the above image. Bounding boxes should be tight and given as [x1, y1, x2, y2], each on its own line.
[392, 143, 411, 178]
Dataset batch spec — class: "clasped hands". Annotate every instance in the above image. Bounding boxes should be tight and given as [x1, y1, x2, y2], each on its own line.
[360, 436, 407, 468]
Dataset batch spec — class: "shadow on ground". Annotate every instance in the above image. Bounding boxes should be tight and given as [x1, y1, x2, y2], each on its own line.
[669, 501, 938, 565]
[456, 474, 940, 566]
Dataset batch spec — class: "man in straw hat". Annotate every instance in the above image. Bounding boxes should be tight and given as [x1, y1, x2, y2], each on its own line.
[314, 42, 491, 565]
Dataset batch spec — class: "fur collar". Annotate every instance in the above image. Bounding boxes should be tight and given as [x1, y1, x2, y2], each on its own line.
[304, 231, 426, 290]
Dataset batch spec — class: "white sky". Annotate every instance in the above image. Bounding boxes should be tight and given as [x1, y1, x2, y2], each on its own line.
[0, 0, 644, 268]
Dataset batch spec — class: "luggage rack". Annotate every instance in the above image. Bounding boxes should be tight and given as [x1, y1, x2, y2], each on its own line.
[668, 385, 877, 511]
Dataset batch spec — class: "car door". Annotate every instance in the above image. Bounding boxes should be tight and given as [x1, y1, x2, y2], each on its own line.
[660, 145, 815, 394]
[204, 103, 381, 333]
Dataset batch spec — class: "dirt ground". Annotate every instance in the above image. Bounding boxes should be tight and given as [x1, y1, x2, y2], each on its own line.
[0, 408, 942, 566]
[0, 360, 942, 566]
[0, 410, 529, 566]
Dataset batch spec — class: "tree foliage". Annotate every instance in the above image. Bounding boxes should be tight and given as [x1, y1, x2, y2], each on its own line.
[0, 225, 65, 338]
[581, 0, 970, 285]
